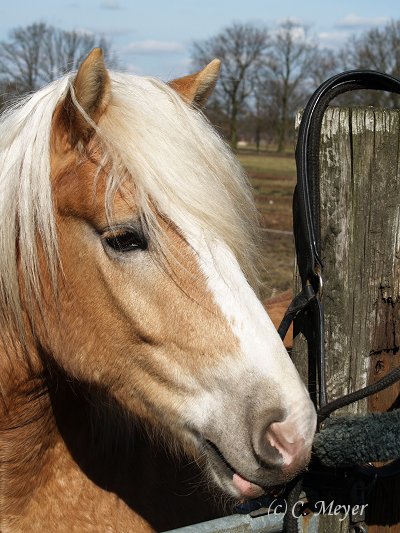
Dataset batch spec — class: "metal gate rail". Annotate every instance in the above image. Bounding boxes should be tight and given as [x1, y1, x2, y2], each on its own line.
[164, 511, 320, 532]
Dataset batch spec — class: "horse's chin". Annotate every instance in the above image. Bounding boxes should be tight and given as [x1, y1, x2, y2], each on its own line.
[200, 438, 304, 501]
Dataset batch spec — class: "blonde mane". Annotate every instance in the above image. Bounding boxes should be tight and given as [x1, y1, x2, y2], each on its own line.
[0, 72, 263, 333]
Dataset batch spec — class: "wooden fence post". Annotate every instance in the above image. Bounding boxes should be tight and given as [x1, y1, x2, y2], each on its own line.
[292, 107, 400, 532]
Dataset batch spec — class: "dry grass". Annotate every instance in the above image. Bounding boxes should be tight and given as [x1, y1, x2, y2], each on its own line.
[237, 148, 296, 298]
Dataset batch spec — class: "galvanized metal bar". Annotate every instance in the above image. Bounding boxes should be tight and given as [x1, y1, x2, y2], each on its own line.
[164, 511, 321, 532]
[164, 512, 283, 533]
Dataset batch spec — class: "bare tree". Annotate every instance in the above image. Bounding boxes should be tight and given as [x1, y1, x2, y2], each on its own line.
[343, 20, 400, 75]
[192, 22, 269, 149]
[337, 19, 400, 107]
[41, 27, 115, 84]
[265, 20, 318, 152]
[308, 47, 339, 88]
[0, 22, 116, 96]
[0, 23, 46, 94]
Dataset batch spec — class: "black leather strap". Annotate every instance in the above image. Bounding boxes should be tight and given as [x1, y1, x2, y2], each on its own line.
[279, 69, 400, 410]
[295, 70, 400, 288]
[277, 284, 315, 340]
[278, 70, 400, 533]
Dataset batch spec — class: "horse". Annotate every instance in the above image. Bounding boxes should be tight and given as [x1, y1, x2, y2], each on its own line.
[0, 48, 316, 532]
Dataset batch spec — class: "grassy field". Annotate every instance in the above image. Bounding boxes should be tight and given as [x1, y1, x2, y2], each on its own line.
[237, 148, 296, 298]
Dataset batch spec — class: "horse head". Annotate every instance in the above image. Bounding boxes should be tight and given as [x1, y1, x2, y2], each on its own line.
[5, 49, 316, 502]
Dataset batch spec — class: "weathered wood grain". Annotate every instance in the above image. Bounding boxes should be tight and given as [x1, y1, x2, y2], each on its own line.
[293, 107, 400, 532]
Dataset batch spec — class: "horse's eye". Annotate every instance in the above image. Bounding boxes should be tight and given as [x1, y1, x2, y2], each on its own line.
[104, 230, 148, 253]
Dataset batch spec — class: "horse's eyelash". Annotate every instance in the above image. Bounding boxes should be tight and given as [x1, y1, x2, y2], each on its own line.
[103, 228, 148, 252]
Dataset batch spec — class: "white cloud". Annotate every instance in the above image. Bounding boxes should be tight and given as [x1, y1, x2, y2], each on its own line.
[271, 19, 309, 42]
[336, 13, 389, 29]
[318, 31, 349, 47]
[276, 16, 306, 27]
[288, 25, 306, 40]
[100, 0, 121, 9]
[125, 40, 184, 55]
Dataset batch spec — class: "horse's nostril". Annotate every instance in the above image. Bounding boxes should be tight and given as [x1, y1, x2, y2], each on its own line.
[256, 438, 285, 468]
[264, 421, 308, 469]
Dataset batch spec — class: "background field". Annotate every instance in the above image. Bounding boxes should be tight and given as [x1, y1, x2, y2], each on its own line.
[237, 148, 296, 298]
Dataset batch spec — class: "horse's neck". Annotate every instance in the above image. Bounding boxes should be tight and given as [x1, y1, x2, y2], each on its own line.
[0, 332, 54, 513]
[0, 336, 153, 532]
[0, 332, 223, 531]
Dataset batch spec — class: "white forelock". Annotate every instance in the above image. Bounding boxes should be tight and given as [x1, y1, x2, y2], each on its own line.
[0, 71, 263, 332]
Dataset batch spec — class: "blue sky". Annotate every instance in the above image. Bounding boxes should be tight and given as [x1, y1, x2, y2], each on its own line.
[0, 1, 399, 79]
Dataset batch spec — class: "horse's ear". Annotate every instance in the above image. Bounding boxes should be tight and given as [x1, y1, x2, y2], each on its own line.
[168, 59, 221, 108]
[56, 48, 111, 148]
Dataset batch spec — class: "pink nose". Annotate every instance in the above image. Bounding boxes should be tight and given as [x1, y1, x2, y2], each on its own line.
[265, 420, 310, 472]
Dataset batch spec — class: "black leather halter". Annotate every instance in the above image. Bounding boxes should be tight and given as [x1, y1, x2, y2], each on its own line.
[278, 69, 400, 413]
[279, 70, 400, 533]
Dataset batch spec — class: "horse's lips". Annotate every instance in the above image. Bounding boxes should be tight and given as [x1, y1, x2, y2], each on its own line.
[232, 472, 264, 499]
[204, 439, 265, 498]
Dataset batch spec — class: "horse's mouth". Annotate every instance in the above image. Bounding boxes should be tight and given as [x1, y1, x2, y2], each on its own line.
[203, 439, 265, 499]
